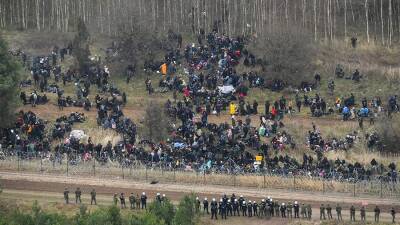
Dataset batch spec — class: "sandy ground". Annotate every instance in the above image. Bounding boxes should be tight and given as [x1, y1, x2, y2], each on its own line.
[0, 171, 399, 224]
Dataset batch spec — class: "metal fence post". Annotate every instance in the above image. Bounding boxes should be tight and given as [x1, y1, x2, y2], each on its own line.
[293, 175, 296, 190]
[203, 172, 206, 184]
[122, 165, 124, 179]
[66, 153, 69, 176]
[173, 168, 176, 182]
[323, 180, 325, 194]
[380, 180, 383, 198]
[93, 158, 95, 176]
[40, 154, 43, 173]
[263, 173, 266, 188]
[17, 153, 20, 172]
[145, 166, 148, 181]
[353, 182, 356, 197]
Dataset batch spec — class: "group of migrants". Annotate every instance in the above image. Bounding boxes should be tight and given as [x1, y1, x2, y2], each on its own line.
[2, 28, 399, 186]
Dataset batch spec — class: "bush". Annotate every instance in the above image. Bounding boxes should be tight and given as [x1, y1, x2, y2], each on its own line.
[142, 101, 170, 143]
[173, 195, 199, 225]
[375, 114, 400, 153]
[148, 199, 174, 225]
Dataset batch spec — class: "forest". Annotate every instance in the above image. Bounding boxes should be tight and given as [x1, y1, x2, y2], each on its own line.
[1, 0, 400, 45]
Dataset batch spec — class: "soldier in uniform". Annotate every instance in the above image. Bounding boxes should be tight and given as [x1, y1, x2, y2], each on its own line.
[253, 201, 258, 217]
[336, 203, 342, 221]
[120, 193, 126, 209]
[293, 201, 300, 218]
[350, 205, 356, 221]
[75, 187, 82, 204]
[156, 193, 162, 203]
[326, 204, 332, 219]
[90, 189, 96, 205]
[113, 193, 118, 205]
[274, 201, 280, 217]
[260, 199, 266, 217]
[307, 204, 312, 220]
[247, 200, 253, 217]
[211, 198, 218, 220]
[300, 203, 306, 218]
[233, 199, 240, 216]
[391, 207, 396, 223]
[320, 204, 326, 220]
[374, 205, 380, 222]
[287, 201, 293, 218]
[220, 200, 227, 219]
[141, 192, 147, 209]
[360, 206, 366, 221]
[135, 194, 140, 209]
[242, 200, 247, 216]
[63, 188, 69, 204]
[195, 197, 201, 212]
[280, 203, 287, 218]
[238, 195, 244, 211]
[129, 193, 136, 209]
[203, 197, 209, 214]
[227, 199, 233, 216]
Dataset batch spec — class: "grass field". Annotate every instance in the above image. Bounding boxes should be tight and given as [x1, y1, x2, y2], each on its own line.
[1, 30, 400, 190]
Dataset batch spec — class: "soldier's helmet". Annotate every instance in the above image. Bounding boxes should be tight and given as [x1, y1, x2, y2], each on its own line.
[157, 193, 160, 196]
[262, 199, 265, 202]
[142, 192, 146, 195]
[282, 203, 285, 206]
[196, 197, 199, 200]
[228, 199, 231, 202]
[205, 198, 207, 200]
[253, 201, 256, 203]
[212, 198, 216, 201]
[162, 194, 166, 197]
[234, 199, 237, 202]
[295, 201, 298, 204]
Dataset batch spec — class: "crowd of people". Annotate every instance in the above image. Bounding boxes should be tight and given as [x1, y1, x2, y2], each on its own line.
[1, 29, 399, 186]
[62, 188, 397, 223]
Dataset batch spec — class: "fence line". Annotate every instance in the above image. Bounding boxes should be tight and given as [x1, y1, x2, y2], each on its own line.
[0, 157, 398, 198]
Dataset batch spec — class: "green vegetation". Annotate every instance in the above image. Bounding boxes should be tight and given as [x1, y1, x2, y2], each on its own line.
[72, 18, 91, 74]
[0, 195, 199, 225]
[0, 35, 22, 129]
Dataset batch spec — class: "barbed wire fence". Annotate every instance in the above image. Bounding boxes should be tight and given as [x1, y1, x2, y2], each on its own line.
[0, 154, 398, 199]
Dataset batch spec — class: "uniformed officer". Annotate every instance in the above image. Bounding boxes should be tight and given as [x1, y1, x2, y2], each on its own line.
[242, 200, 247, 216]
[156, 193, 162, 203]
[301, 203, 306, 218]
[326, 204, 332, 219]
[227, 199, 233, 216]
[294, 201, 300, 218]
[203, 197, 209, 214]
[140, 192, 147, 209]
[274, 201, 280, 217]
[135, 194, 140, 209]
[233, 199, 240, 216]
[90, 189, 96, 205]
[238, 195, 244, 211]
[260, 199, 266, 217]
[220, 200, 227, 220]
[247, 200, 253, 217]
[253, 201, 258, 217]
[113, 193, 118, 205]
[391, 207, 396, 224]
[195, 197, 201, 212]
[320, 204, 326, 220]
[336, 203, 342, 221]
[211, 198, 218, 220]
[307, 204, 312, 219]
[129, 193, 136, 209]
[75, 187, 82, 204]
[360, 206, 366, 221]
[287, 202, 293, 218]
[350, 205, 356, 221]
[374, 205, 380, 222]
[280, 203, 286, 218]
[63, 188, 69, 204]
[120, 193, 126, 208]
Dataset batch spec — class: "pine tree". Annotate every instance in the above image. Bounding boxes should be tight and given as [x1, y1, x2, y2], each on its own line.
[72, 18, 91, 74]
[0, 36, 22, 129]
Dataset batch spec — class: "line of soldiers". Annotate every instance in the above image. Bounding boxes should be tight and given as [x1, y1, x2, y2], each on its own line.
[63, 189, 396, 223]
[197, 194, 312, 220]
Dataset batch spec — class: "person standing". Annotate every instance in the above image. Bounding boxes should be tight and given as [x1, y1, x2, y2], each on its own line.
[287, 202, 293, 218]
[203, 198, 209, 214]
[113, 193, 118, 205]
[336, 204, 342, 221]
[233, 199, 240, 216]
[301, 203, 306, 218]
[320, 204, 326, 220]
[120, 193, 126, 209]
[293, 201, 300, 218]
[391, 208, 396, 224]
[350, 205, 356, 221]
[307, 204, 312, 220]
[75, 187, 82, 204]
[374, 205, 380, 222]
[90, 189, 97, 205]
[63, 188, 69, 204]
[129, 193, 136, 209]
[326, 204, 332, 219]
[211, 198, 218, 220]
[140, 192, 147, 209]
[360, 206, 366, 221]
